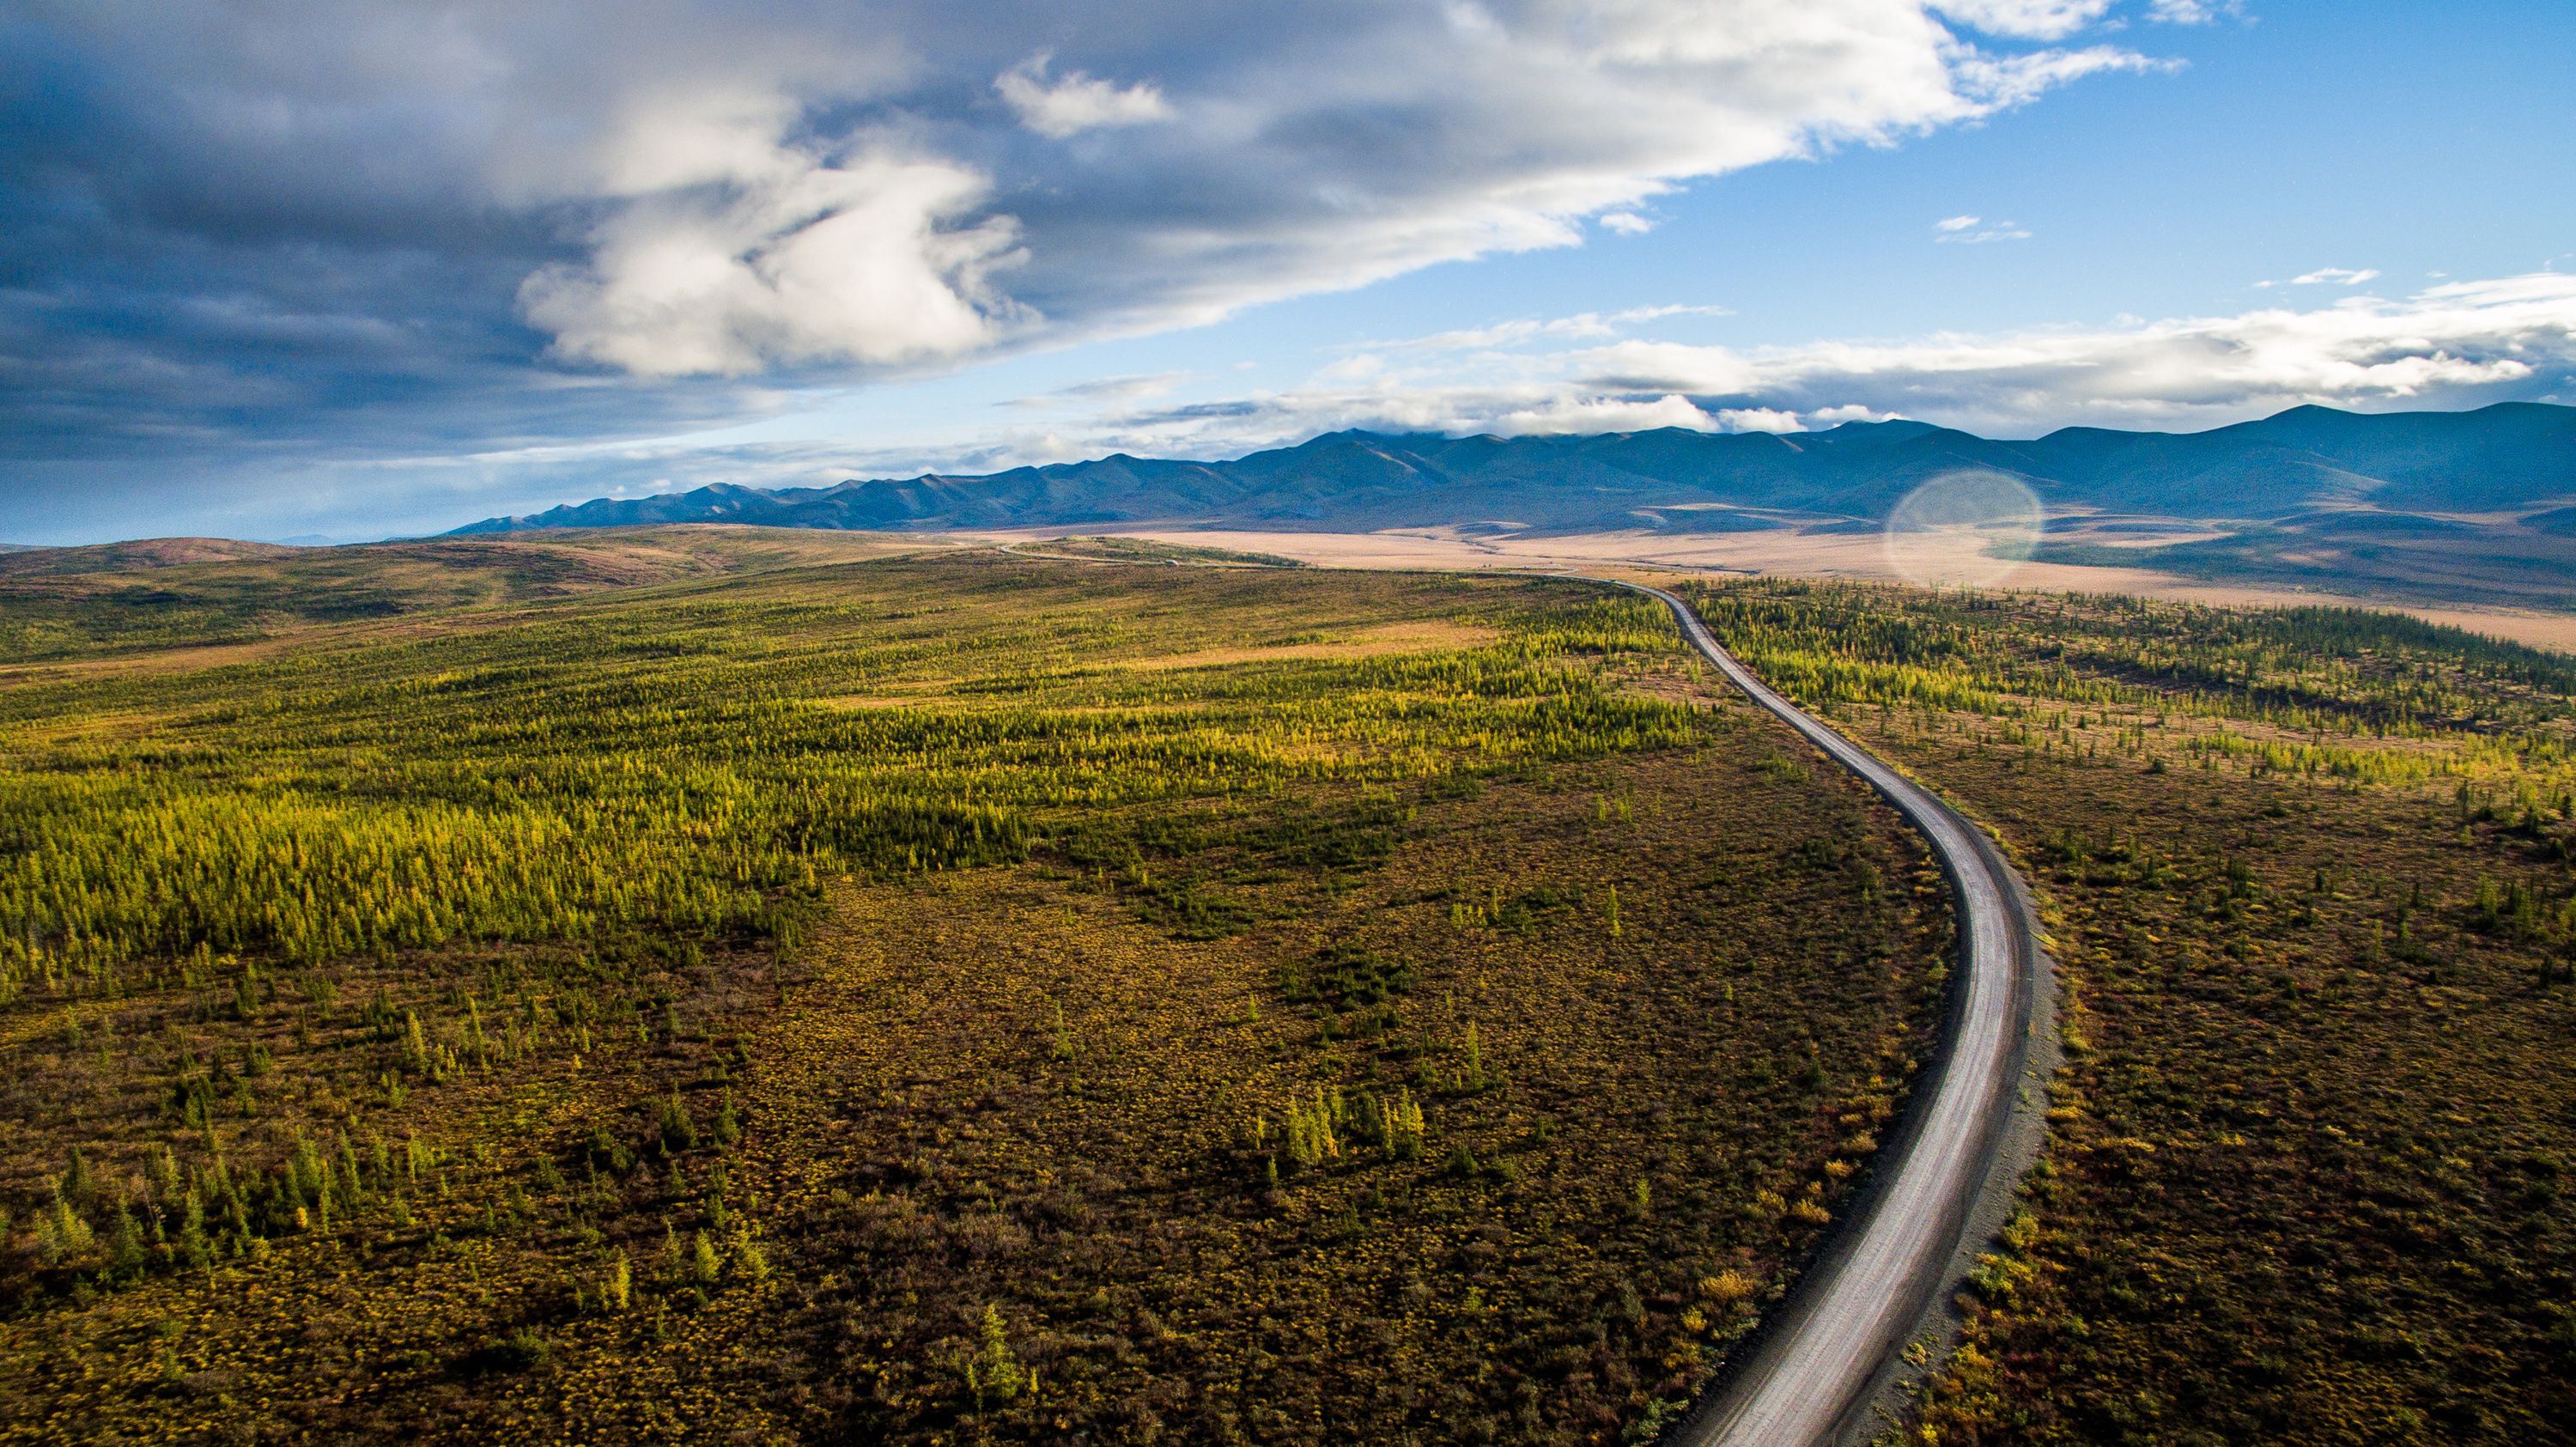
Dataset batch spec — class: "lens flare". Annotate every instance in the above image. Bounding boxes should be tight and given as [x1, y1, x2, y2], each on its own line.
[1882, 470, 2045, 590]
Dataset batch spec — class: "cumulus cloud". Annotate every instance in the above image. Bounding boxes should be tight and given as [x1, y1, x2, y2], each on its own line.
[1945, 43, 2173, 107]
[1717, 406, 1806, 433]
[1489, 394, 1718, 435]
[2147, 0, 2248, 23]
[2292, 267, 2380, 286]
[2, 0, 2163, 420]
[1807, 404, 1905, 424]
[520, 149, 1030, 376]
[1933, 1, 2116, 40]
[994, 52, 1176, 139]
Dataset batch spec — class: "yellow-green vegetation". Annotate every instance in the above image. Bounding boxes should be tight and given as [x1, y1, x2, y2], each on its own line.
[0, 552, 1951, 1444]
[1682, 579, 2576, 1446]
[1005, 535, 1310, 568]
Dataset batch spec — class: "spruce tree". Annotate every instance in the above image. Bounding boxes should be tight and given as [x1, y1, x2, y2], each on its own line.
[662, 1092, 699, 1153]
[109, 1205, 145, 1279]
[971, 1304, 1026, 1407]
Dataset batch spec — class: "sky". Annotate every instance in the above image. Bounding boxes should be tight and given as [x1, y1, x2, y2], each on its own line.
[2, 0, 2572, 544]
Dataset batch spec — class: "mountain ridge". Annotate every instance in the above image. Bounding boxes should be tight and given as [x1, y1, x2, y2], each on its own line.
[447, 403, 2576, 538]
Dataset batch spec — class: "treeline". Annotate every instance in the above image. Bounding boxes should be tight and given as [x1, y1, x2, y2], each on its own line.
[1681, 578, 2576, 749]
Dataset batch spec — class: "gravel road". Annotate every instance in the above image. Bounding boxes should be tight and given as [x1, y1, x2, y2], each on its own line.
[1609, 581, 2046, 1447]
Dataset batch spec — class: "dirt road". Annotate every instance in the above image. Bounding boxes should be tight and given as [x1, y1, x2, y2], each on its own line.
[1608, 581, 2048, 1447]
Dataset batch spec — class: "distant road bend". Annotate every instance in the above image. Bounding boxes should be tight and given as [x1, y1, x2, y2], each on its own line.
[1605, 581, 2044, 1447]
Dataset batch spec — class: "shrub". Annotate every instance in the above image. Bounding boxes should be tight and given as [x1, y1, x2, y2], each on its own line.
[1701, 1270, 1757, 1307]
[467, 1328, 550, 1373]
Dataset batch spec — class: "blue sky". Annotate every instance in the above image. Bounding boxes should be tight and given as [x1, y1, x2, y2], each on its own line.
[3, 0, 2571, 543]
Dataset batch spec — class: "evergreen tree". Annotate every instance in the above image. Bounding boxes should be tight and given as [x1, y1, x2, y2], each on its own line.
[108, 1204, 146, 1279]
[661, 1092, 699, 1154]
[969, 1304, 1027, 1407]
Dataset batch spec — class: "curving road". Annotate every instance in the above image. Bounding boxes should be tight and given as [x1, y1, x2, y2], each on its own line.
[1603, 581, 2045, 1447]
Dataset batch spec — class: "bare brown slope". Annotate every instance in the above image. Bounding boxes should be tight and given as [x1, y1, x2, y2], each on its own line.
[0, 537, 306, 578]
[0, 526, 955, 666]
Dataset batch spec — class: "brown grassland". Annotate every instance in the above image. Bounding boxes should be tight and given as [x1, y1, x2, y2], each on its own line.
[0, 525, 944, 667]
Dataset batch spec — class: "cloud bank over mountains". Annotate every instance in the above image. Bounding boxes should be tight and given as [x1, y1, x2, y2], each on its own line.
[960, 270, 2576, 465]
[1571, 271, 2576, 434]
[359, 267, 2573, 537]
[5, 0, 2161, 461]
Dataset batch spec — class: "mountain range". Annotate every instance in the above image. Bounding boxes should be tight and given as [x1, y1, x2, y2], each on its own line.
[451, 403, 2576, 538]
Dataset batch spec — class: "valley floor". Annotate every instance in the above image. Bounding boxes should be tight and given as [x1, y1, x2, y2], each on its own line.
[965, 527, 2576, 656]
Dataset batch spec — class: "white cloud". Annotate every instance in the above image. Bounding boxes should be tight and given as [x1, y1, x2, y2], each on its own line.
[1491, 394, 1719, 435]
[1032, 380, 1727, 455]
[1932, 1, 2116, 40]
[2293, 266, 2379, 286]
[1946, 44, 2174, 107]
[1004, 372, 1192, 409]
[1934, 217, 2032, 243]
[404, 0, 2166, 379]
[1807, 404, 1903, 424]
[994, 52, 1175, 139]
[1354, 304, 1730, 353]
[1315, 352, 1391, 383]
[1366, 320, 1571, 351]
[519, 147, 1030, 377]
[2147, 0, 2248, 23]
[1573, 271, 2576, 434]
[7, 0, 2185, 456]
[1614, 304, 1735, 324]
[1717, 406, 1805, 433]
